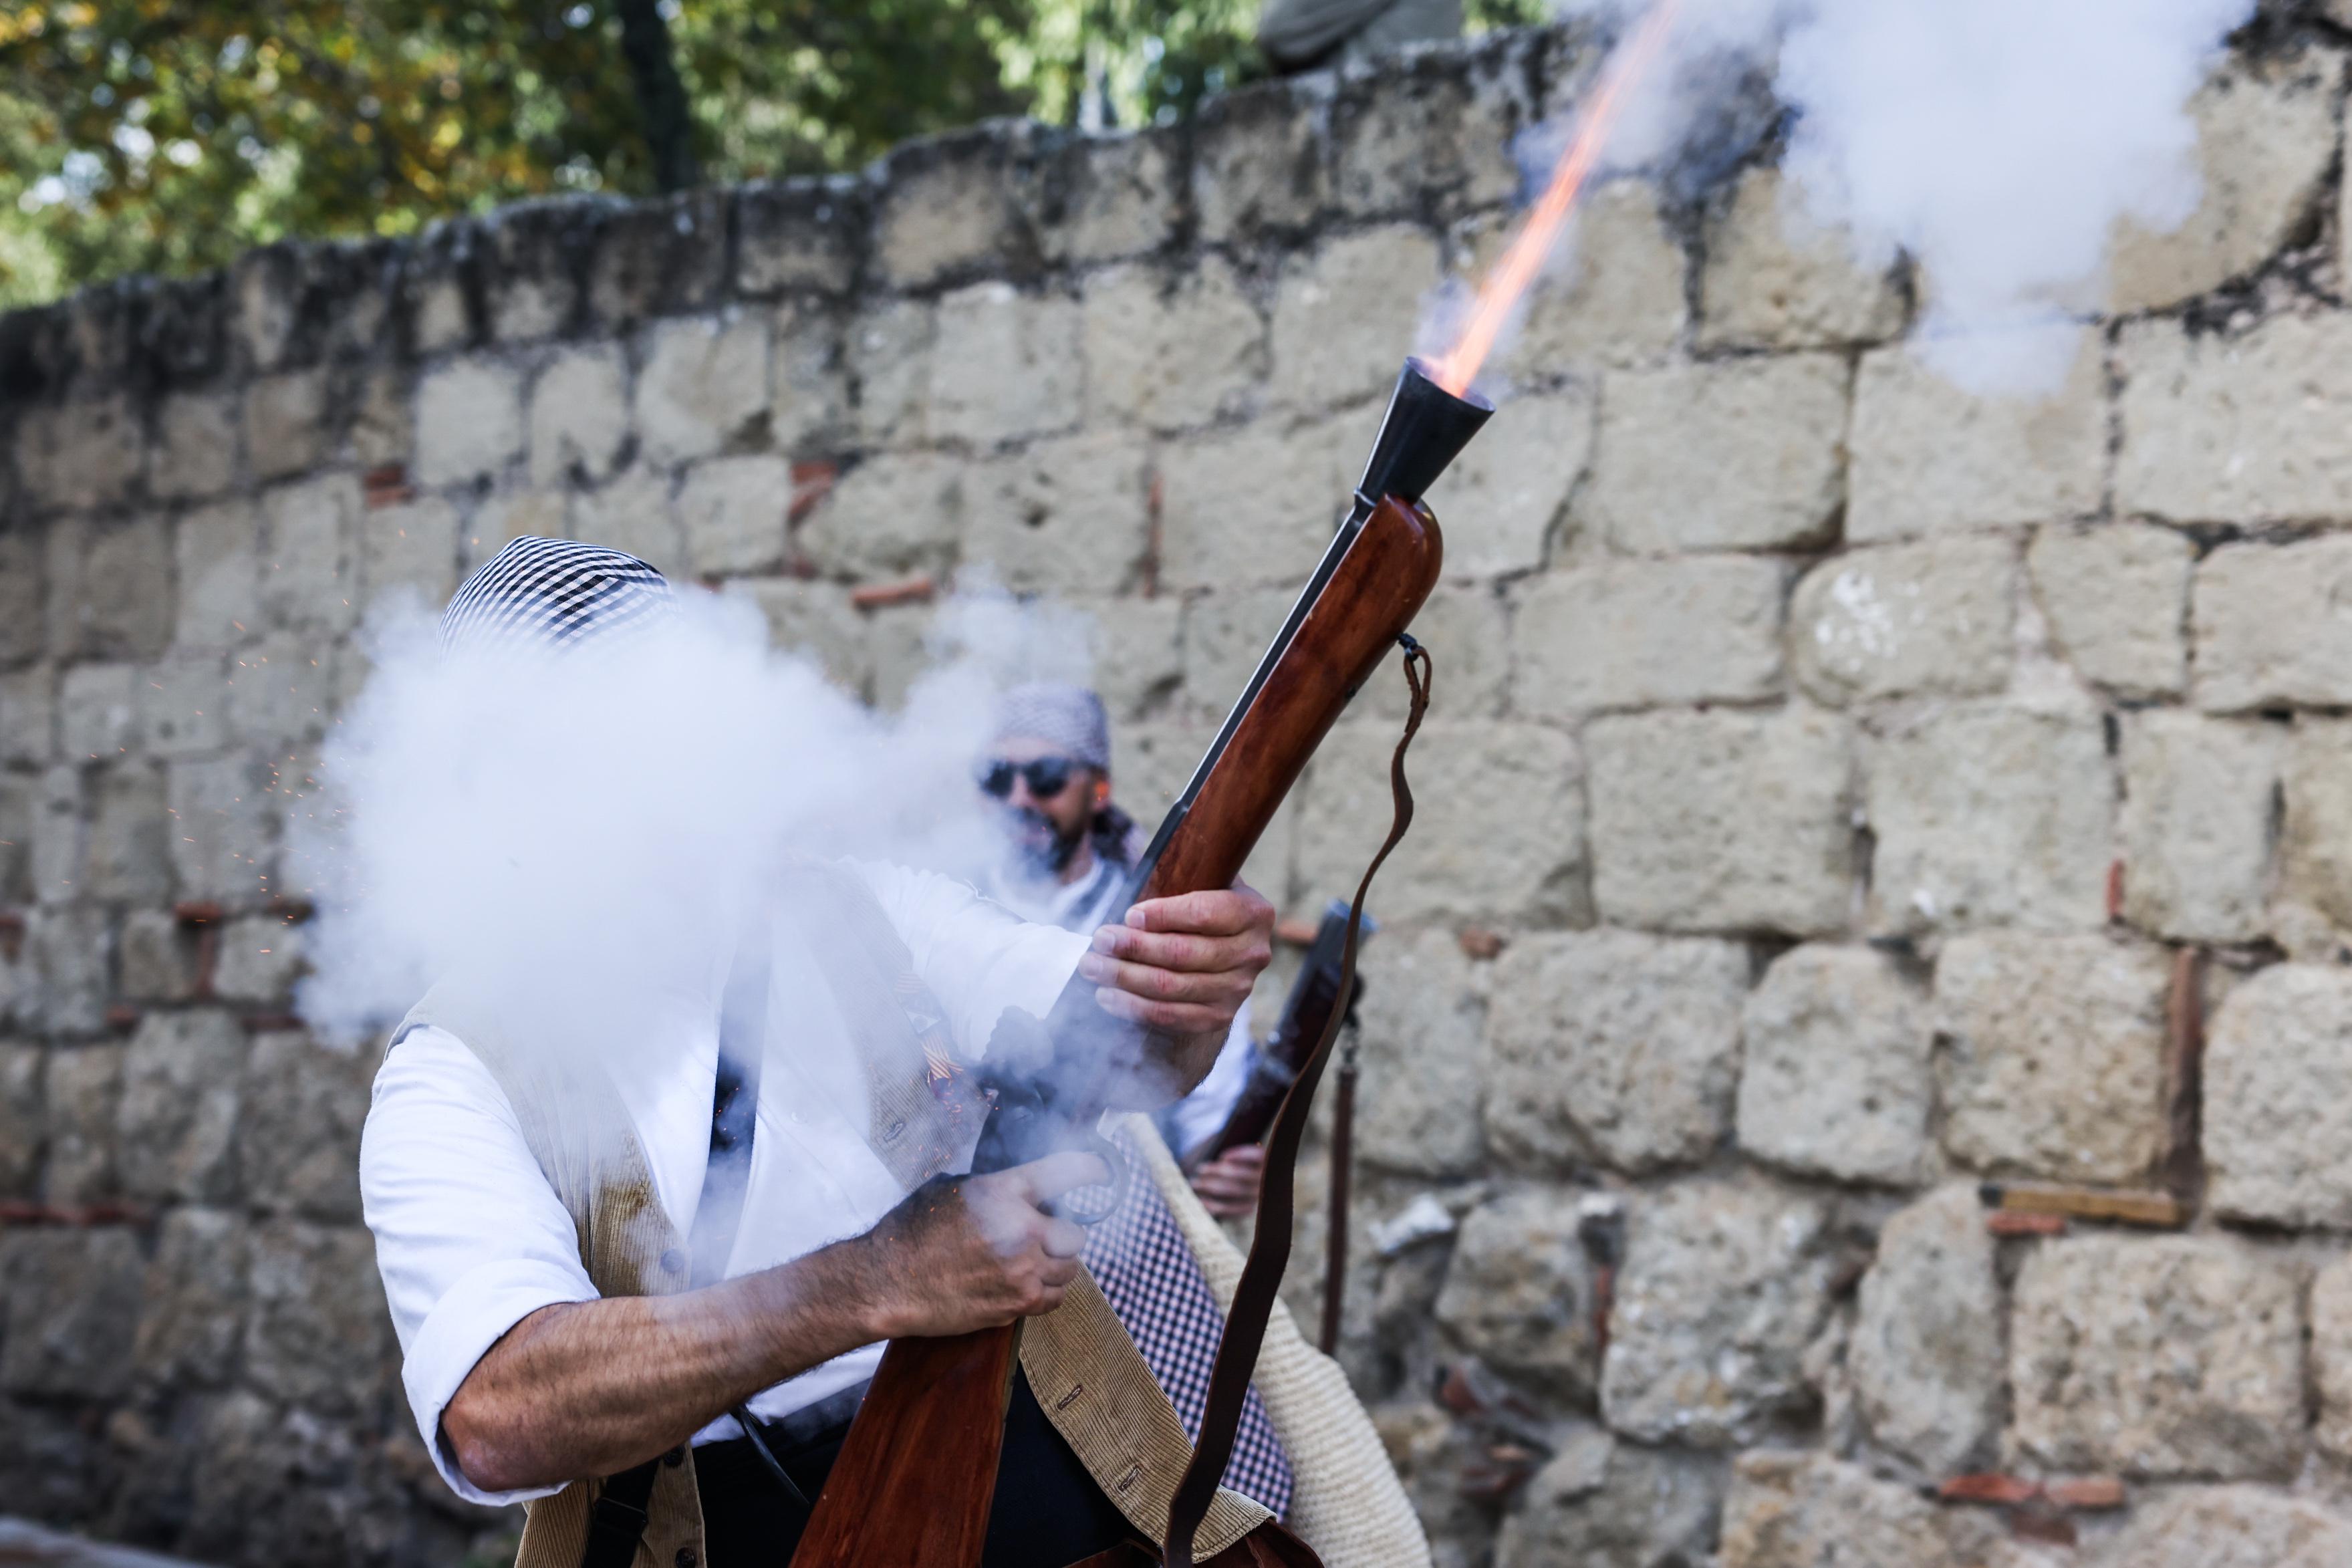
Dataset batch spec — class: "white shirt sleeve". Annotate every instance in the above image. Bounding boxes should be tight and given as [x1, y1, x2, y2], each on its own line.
[852, 860, 1091, 1060]
[1162, 1001, 1258, 1156]
[360, 1023, 599, 1507]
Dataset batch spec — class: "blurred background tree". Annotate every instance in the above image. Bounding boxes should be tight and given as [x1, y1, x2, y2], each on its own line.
[0, 0, 1546, 309]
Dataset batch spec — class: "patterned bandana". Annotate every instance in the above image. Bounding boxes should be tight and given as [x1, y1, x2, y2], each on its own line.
[1081, 1122, 1295, 1519]
[439, 535, 677, 656]
[993, 682, 1113, 772]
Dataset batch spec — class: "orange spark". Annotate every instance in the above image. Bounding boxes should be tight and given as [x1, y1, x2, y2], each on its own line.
[1432, 0, 1684, 396]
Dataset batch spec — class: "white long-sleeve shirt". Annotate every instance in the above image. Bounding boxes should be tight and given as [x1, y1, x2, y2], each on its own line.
[359, 861, 1088, 1507]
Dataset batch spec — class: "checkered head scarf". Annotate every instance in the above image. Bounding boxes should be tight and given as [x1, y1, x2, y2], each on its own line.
[992, 682, 1112, 772]
[438, 536, 677, 656]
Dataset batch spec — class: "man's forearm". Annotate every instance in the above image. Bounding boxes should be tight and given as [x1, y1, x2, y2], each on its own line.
[443, 1241, 878, 1493]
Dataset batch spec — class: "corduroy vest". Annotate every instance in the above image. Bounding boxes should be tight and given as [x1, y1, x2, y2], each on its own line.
[390, 862, 1268, 1568]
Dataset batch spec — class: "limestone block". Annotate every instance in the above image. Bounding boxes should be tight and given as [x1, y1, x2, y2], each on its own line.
[2283, 721, 2352, 936]
[1353, 928, 1484, 1176]
[1738, 946, 1930, 1186]
[565, 469, 684, 578]
[0, 532, 41, 665]
[1936, 932, 2168, 1185]
[873, 133, 1027, 289]
[240, 1029, 370, 1222]
[1718, 1451, 2010, 1568]
[2121, 711, 2276, 944]
[1158, 415, 1355, 591]
[2204, 963, 2352, 1228]
[930, 283, 1083, 447]
[1494, 1431, 1721, 1568]
[49, 513, 174, 660]
[735, 176, 862, 295]
[0, 1045, 39, 1196]
[349, 365, 410, 469]
[729, 579, 870, 696]
[84, 763, 169, 904]
[1492, 180, 1689, 377]
[360, 496, 460, 610]
[2089, 1486, 2352, 1568]
[243, 1220, 392, 1416]
[871, 604, 939, 709]
[1847, 1186, 2002, 1475]
[168, 753, 281, 902]
[964, 431, 1150, 597]
[15, 396, 140, 512]
[1791, 535, 2015, 705]
[0, 775, 27, 909]
[1433, 1186, 1601, 1405]
[2318, 1253, 2352, 1459]
[1063, 594, 1180, 722]
[20, 908, 108, 1037]
[243, 368, 330, 483]
[0, 668, 51, 767]
[2193, 536, 2352, 710]
[118, 910, 199, 1005]
[2108, 44, 2341, 313]
[527, 344, 630, 487]
[2010, 1234, 2303, 1478]
[0, 1229, 144, 1398]
[678, 455, 790, 577]
[2029, 522, 2192, 698]
[227, 633, 333, 749]
[1192, 83, 1327, 245]
[412, 358, 524, 487]
[134, 1206, 249, 1388]
[1700, 167, 1906, 350]
[1357, 585, 1506, 722]
[1600, 1178, 1833, 1445]
[1484, 931, 1744, 1174]
[1865, 704, 2111, 934]
[1041, 131, 1178, 265]
[57, 662, 141, 759]
[117, 1009, 246, 1203]
[26, 765, 78, 907]
[636, 312, 770, 467]
[1333, 51, 1520, 220]
[796, 451, 963, 579]
[1183, 587, 1304, 717]
[847, 297, 935, 447]
[1585, 708, 1855, 938]
[1583, 354, 1847, 555]
[138, 657, 225, 762]
[1420, 388, 1593, 578]
[1849, 330, 2104, 540]
[213, 915, 304, 1007]
[2119, 314, 2352, 525]
[174, 498, 261, 654]
[1301, 721, 1585, 924]
[771, 299, 850, 452]
[1514, 556, 1785, 714]
[39, 1044, 120, 1198]
[259, 473, 360, 636]
[1080, 259, 1266, 433]
[152, 392, 240, 501]
[1269, 226, 1444, 412]
[587, 188, 728, 325]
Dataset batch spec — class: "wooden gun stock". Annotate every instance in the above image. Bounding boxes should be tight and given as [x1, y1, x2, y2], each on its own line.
[789, 495, 1444, 1568]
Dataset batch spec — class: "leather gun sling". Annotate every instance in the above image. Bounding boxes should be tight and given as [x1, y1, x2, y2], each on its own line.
[1162, 638, 1432, 1568]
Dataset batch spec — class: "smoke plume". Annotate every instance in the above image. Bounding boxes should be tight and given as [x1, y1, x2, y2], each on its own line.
[1547, 0, 2256, 391]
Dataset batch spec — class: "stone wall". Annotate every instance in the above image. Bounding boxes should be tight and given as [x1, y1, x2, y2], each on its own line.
[5, 12, 2352, 1567]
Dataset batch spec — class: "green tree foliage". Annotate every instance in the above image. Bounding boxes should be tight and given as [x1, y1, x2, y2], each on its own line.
[0, 0, 1548, 309]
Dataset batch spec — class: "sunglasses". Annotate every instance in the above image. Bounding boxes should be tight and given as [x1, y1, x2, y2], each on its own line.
[979, 756, 1083, 800]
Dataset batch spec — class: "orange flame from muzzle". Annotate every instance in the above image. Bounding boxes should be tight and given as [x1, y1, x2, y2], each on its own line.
[1430, 0, 1684, 396]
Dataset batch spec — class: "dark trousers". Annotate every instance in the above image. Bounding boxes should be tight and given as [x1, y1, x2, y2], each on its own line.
[696, 1370, 1137, 1568]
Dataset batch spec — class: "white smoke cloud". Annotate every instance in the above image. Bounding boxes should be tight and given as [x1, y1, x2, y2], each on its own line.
[1548, 0, 2256, 392]
[285, 585, 1062, 1053]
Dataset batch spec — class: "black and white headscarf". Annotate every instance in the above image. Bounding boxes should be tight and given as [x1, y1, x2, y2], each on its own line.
[439, 535, 676, 656]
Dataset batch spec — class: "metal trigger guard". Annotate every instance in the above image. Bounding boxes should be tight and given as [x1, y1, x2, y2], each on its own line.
[1049, 1132, 1129, 1226]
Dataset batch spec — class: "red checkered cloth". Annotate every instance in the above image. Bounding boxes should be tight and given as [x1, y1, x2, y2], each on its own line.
[1081, 1123, 1295, 1519]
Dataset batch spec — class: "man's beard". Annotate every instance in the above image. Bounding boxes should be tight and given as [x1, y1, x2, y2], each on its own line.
[1008, 805, 1087, 878]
